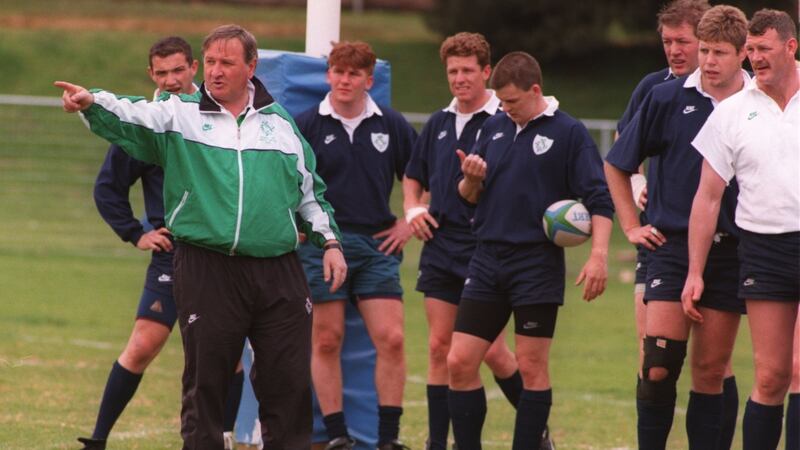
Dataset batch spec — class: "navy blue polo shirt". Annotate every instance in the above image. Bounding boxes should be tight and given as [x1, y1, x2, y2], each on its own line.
[617, 68, 674, 133]
[606, 73, 740, 236]
[405, 105, 498, 230]
[94, 144, 173, 295]
[295, 96, 417, 234]
[469, 98, 614, 244]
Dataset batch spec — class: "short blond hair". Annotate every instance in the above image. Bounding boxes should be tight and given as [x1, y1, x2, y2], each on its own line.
[697, 5, 748, 50]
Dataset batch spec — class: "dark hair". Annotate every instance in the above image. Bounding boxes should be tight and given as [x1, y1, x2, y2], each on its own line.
[202, 24, 258, 63]
[697, 5, 748, 50]
[328, 41, 377, 74]
[439, 32, 491, 68]
[490, 51, 542, 91]
[149, 36, 193, 67]
[748, 9, 798, 41]
[657, 0, 711, 34]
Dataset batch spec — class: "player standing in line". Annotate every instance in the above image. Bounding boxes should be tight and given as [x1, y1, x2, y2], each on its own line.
[616, 0, 707, 378]
[446, 51, 613, 450]
[403, 32, 555, 450]
[294, 41, 417, 450]
[606, 6, 751, 448]
[79, 36, 243, 450]
[614, 7, 745, 443]
[788, 316, 800, 450]
[684, 9, 799, 449]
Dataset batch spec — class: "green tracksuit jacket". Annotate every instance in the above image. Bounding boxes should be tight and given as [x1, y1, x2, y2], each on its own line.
[80, 78, 340, 257]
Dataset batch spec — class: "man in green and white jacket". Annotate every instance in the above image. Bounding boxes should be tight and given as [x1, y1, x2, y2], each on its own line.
[57, 25, 346, 450]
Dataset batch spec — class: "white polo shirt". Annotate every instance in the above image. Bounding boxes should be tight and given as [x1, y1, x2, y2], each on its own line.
[692, 68, 800, 234]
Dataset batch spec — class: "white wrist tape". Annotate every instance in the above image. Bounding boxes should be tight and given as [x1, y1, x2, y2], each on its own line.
[630, 174, 647, 209]
[405, 206, 428, 224]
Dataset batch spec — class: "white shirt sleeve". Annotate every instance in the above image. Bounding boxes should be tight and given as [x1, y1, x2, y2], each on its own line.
[692, 108, 736, 184]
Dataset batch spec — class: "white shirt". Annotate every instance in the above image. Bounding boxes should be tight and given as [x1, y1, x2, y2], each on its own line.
[319, 92, 382, 142]
[692, 68, 800, 234]
[444, 90, 501, 139]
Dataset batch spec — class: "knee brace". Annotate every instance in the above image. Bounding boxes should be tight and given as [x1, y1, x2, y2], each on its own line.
[637, 336, 687, 406]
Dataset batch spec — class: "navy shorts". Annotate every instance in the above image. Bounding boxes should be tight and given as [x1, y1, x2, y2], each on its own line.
[635, 245, 649, 285]
[416, 227, 475, 304]
[298, 231, 403, 303]
[645, 233, 744, 314]
[136, 257, 177, 327]
[738, 230, 800, 301]
[461, 241, 565, 307]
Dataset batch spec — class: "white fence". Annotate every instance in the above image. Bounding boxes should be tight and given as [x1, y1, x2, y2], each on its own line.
[0, 95, 616, 156]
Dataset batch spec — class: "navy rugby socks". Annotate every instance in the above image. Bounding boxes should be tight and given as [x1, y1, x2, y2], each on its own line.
[323, 411, 349, 441]
[686, 391, 723, 449]
[448, 387, 486, 450]
[378, 405, 403, 446]
[92, 361, 142, 439]
[719, 376, 739, 449]
[743, 398, 783, 450]
[512, 389, 552, 450]
[786, 393, 799, 450]
[426, 384, 450, 450]
[494, 370, 523, 408]
[636, 398, 675, 450]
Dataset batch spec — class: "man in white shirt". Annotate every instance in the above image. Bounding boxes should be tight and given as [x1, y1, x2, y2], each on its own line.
[684, 9, 799, 449]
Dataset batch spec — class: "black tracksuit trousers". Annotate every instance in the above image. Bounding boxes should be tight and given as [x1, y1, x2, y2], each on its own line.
[174, 243, 313, 450]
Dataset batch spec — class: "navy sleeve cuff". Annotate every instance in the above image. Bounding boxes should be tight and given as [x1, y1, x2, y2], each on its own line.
[589, 207, 615, 220]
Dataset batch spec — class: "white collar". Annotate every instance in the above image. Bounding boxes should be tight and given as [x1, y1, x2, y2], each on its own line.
[513, 96, 559, 134]
[443, 90, 501, 115]
[319, 92, 383, 120]
[205, 81, 255, 115]
[684, 68, 752, 99]
[514, 95, 559, 124]
[665, 67, 675, 80]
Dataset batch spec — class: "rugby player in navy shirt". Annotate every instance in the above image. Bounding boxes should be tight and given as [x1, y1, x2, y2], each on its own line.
[615, 3, 708, 405]
[446, 51, 613, 450]
[294, 41, 417, 450]
[605, 6, 751, 449]
[686, 10, 800, 449]
[402, 32, 534, 450]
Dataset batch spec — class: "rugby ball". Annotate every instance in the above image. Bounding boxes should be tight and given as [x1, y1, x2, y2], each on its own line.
[542, 200, 592, 247]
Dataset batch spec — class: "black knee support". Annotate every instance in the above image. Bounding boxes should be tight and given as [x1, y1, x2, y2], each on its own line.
[637, 336, 687, 406]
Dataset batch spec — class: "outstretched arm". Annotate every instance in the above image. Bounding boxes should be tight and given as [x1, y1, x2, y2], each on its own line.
[55, 81, 94, 112]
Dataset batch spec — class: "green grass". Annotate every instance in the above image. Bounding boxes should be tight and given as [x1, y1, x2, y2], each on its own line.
[0, 0, 664, 117]
[0, 104, 760, 449]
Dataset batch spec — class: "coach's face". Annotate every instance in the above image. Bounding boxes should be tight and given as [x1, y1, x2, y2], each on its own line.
[445, 55, 491, 107]
[746, 28, 798, 90]
[203, 38, 256, 108]
[149, 52, 198, 95]
[661, 22, 700, 76]
[327, 64, 373, 106]
[699, 40, 745, 90]
[496, 82, 540, 126]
